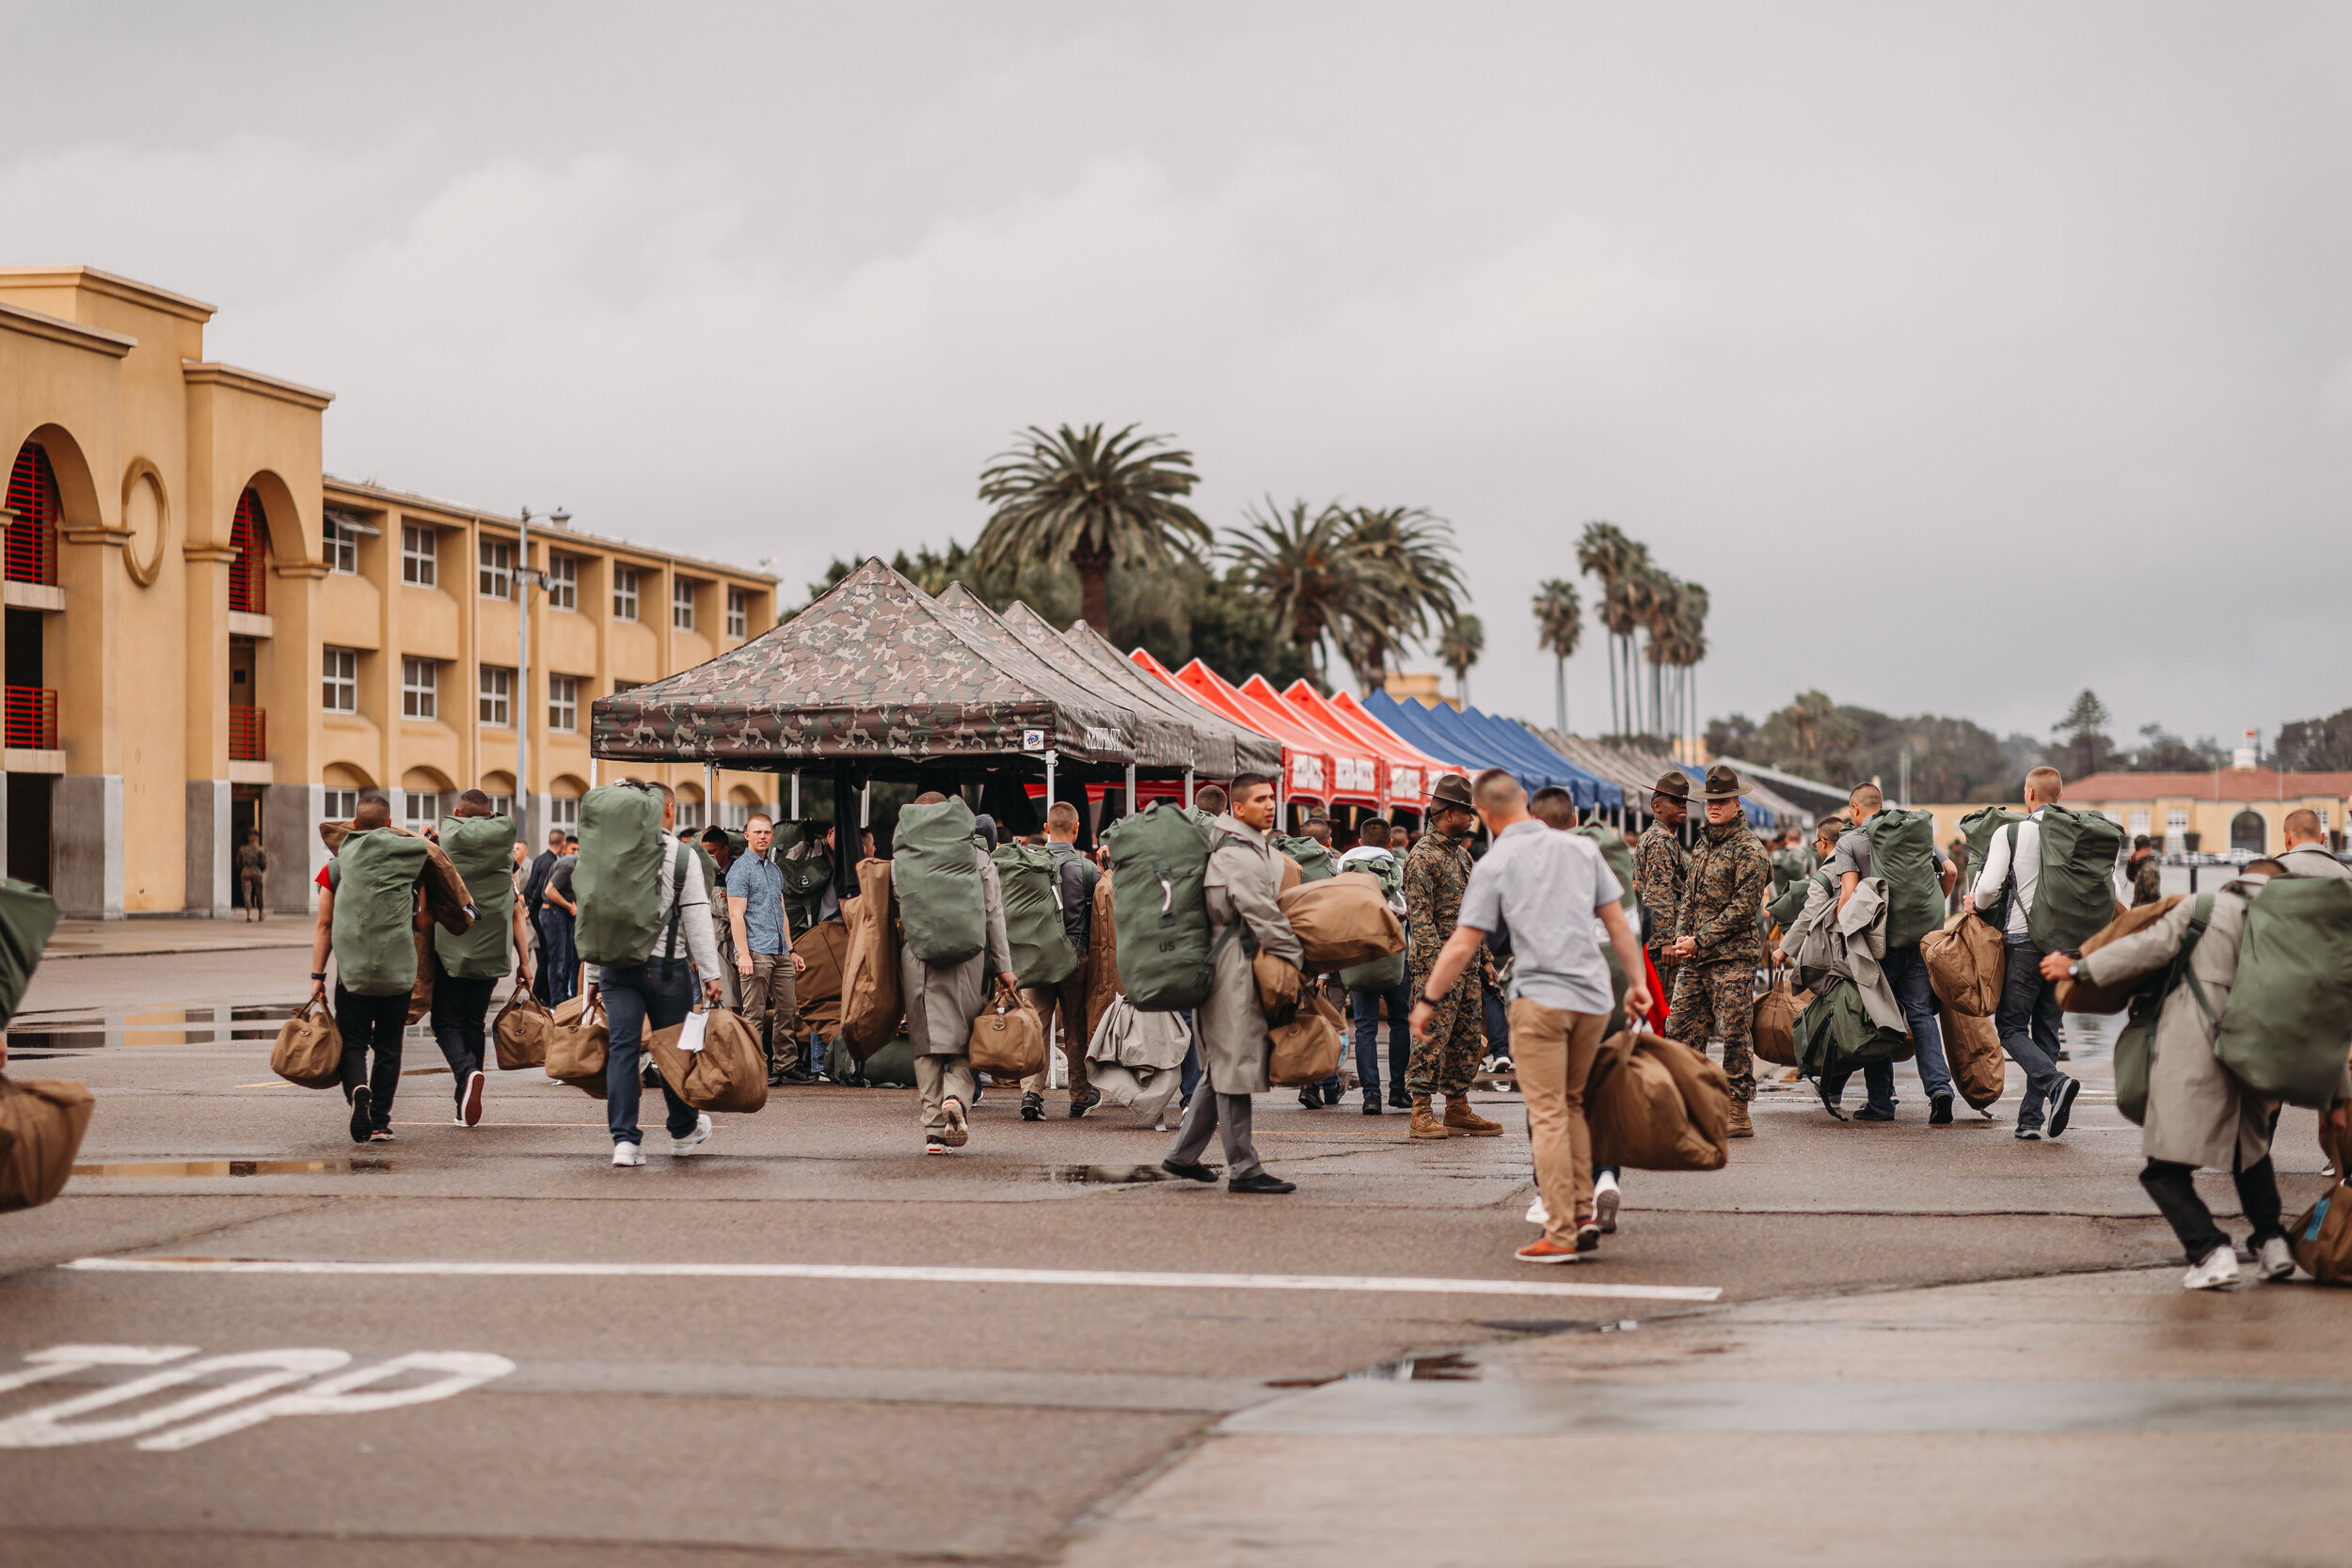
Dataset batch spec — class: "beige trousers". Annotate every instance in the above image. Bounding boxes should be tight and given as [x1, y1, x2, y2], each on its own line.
[914, 1053, 977, 1137]
[1019, 972, 1092, 1099]
[1511, 998, 1608, 1247]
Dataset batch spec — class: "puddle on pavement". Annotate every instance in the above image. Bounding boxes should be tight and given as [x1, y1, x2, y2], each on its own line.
[1270, 1351, 1486, 1389]
[1479, 1319, 1641, 1337]
[6, 1004, 377, 1056]
[1040, 1164, 1172, 1185]
[72, 1159, 396, 1178]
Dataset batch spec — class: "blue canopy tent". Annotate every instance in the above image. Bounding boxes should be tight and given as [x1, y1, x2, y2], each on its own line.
[1364, 691, 1598, 810]
[1467, 708, 1626, 812]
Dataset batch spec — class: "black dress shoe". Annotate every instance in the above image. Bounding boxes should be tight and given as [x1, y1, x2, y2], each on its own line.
[778, 1069, 819, 1085]
[1362, 1096, 1383, 1115]
[1929, 1093, 1955, 1125]
[1021, 1092, 1043, 1122]
[1297, 1087, 1323, 1110]
[1229, 1172, 1296, 1195]
[1068, 1086, 1101, 1118]
[1161, 1159, 1219, 1182]
[1387, 1087, 1411, 1110]
[1853, 1104, 1896, 1122]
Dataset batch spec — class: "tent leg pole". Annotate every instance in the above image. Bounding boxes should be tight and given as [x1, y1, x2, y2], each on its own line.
[861, 781, 871, 829]
[1045, 749, 1057, 823]
[1184, 769, 1195, 810]
[1125, 763, 1136, 817]
[789, 769, 801, 820]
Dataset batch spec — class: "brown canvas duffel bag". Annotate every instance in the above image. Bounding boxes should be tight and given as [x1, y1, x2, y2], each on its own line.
[1752, 975, 1802, 1067]
[838, 859, 904, 1059]
[0, 1075, 95, 1211]
[646, 1007, 770, 1114]
[1936, 1002, 2006, 1112]
[546, 994, 610, 1095]
[1268, 990, 1346, 1086]
[406, 925, 435, 1024]
[2289, 1165, 2352, 1286]
[271, 997, 344, 1088]
[968, 978, 1046, 1078]
[1083, 872, 1122, 1044]
[792, 921, 850, 1035]
[1921, 911, 2006, 1017]
[2056, 895, 2185, 1014]
[1276, 874, 1406, 971]
[493, 989, 552, 1070]
[1251, 950, 1304, 1025]
[1585, 1030, 1730, 1172]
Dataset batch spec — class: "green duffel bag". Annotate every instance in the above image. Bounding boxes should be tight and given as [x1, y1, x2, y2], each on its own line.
[828, 1030, 917, 1088]
[2026, 805, 2128, 954]
[2214, 878, 2352, 1108]
[1569, 824, 1640, 913]
[0, 879, 60, 1029]
[573, 784, 668, 968]
[435, 815, 520, 980]
[893, 798, 986, 966]
[1862, 808, 1946, 951]
[1106, 801, 1217, 1012]
[1794, 977, 1907, 1082]
[330, 829, 431, 996]
[1959, 806, 2027, 928]
[1273, 835, 1337, 882]
[992, 843, 1080, 990]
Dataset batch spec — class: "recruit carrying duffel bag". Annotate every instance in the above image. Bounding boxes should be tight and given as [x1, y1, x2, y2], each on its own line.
[1267, 990, 1345, 1087]
[894, 798, 987, 966]
[492, 989, 551, 1070]
[1861, 808, 1947, 952]
[1958, 806, 2028, 927]
[2056, 895, 2185, 1015]
[0, 1075, 95, 1212]
[1106, 801, 1217, 1011]
[837, 859, 903, 1059]
[435, 814, 521, 980]
[968, 978, 1047, 1078]
[1272, 834, 1338, 882]
[646, 1007, 769, 1114]
[330, 829, 433, 997]
[1278, 873, 1406, 972]
[1921, 910, 2006, 1017]
[2213, 877, 2352, 1108]
[545, 993, 610, 1095]
[573, 784, 683, 969]
[1584, 1031, 1730, 1173]
[271, 996, 344, 1088]
[992, 843, 1080, 990]
[2022, 806, 2128, 955]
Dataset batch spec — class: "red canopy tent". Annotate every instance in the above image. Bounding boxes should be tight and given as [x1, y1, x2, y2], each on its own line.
[1283, 681, 1454, 811]
[1237, 674, 1385, 811]
[1132, 651, 1329, 806]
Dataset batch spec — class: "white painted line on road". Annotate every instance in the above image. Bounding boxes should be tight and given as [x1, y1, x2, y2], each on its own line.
[62, 1257, 1721, 1303]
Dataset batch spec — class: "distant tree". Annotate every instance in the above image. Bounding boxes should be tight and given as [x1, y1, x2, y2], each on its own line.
[1329, 504, 1465, 694]
[1705, 712, 1757, 759]
[974, 423, 1209, 635]
[1532, 578, 1582, 734]
[2277, 707, 2352, 771]
[1225, 498, 1359, 682]
[2052, 689, 2115, 779]
[1438, 614, 1485, 705]
[1712, 690, 2015, 802]
[2129, 723, 2225, 772]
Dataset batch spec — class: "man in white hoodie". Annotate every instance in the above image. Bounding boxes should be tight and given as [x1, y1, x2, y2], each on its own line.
[1965, 767, 2082, 1142]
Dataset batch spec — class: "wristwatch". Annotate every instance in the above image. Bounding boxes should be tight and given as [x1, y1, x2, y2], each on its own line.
[310, 972, 327, 981]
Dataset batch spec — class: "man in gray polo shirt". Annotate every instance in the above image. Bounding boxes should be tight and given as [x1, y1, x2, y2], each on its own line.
[726, 813, 809, 1085]
[1413, 768, 1650, 1265]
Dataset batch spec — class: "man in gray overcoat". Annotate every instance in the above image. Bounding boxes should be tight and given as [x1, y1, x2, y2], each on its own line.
[1161, 771, 1304, 1195]
[2051, 861, 2351, 1290]
[896, 792, 1015, 1154]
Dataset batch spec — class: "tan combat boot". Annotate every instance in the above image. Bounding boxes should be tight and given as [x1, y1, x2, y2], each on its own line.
[1727, 1101, 1755, 1138]
[1442, 1095, 1504, 1136]
[1409, 1095, 1452, 1139]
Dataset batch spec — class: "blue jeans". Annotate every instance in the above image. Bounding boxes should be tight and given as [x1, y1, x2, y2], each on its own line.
[600, 960, 701, 1146]
[1996, 936, 2065, 1130]
[537, 908, 578, 1003]
[1483, 988, 1511, 1059]
[1883, 943, 1954, 1101]
[1352, 978, 1412, 1101]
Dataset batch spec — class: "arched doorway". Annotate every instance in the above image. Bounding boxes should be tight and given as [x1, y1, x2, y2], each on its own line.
[229, 486, 270, 613]
[6, 441, 60, 587]
[2231, 810, 2266, 855]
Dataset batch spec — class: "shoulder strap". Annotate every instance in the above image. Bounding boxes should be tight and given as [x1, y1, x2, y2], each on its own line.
[2177, 892, 2217, 1029]
[660, 843, 690, 978]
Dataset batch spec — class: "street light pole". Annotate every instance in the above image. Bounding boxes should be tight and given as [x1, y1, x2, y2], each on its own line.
[517, 505, 570, 841]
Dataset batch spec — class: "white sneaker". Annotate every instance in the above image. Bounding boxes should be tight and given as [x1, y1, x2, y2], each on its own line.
[612, 1142, 645, 1167]
[2183, 1243, 2240, 1291]
[672, 1111, 713, 1156]
[1524, 1194, 1549, 1226]
[461, 1069, 485, 1127]
[940, 1097, 970, 1148]
[2257, 1235, 2296, 1281]
[1594, 1170, 1621, 1234]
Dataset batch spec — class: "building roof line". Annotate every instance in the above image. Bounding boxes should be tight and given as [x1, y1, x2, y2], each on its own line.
[0, 299, 136, 357]
[0, 265, 218, 322]
[323, 474, 779, 585]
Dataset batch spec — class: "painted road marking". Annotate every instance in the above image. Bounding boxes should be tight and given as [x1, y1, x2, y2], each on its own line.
[0, 1345, 515, 1450]
[62, 1257, 1720, 1302]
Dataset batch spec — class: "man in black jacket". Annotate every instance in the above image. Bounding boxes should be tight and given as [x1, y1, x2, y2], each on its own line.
[1020, 800, 1102, 1120]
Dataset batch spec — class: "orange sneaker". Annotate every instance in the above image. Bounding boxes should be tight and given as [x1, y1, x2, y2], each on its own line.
[1515, 1237, 1581, 1265]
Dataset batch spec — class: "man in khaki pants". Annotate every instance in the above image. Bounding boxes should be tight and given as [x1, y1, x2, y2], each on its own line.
[727, 813, 809, 1084]
[1413, 768, 1650, 1264]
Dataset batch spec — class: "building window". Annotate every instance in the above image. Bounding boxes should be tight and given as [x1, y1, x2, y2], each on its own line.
[550, 796, 580, 830]
[485, 792, 514, 818]
[230, 488, 269, 613]
[323, 647, 358, 713]
[324, 511, 360, 574]
[479, 665, 513, 726]
[5, 441, 61, 587]
[479, 539, 512, 598]
[2319, 808, 2333, 832]
[726, 587, 748, 640]
[673, 578, 696, 631]
[678, 798, 704, 831]
[401, 523, 437, 586]
[548, 553, 578, 611]
[548, 673, 579, 732]
[401, 657, 437, 720]
[323, 787, 358, 821]
[724, 799, 750, 830]
[403, 790, 441, 833]
[2129, 810, 2150, 837]
[612, 566, 639, 621]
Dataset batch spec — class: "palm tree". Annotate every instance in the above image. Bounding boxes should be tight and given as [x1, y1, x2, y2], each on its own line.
[1532, 578, 1581, 735]
[1577, 521, 1656, 736]
[974, 423, 1209, 634]
[1330, 505, 1465, 694]
[1438, 614, 1484, 706]
[1225, 498, 1358, 681]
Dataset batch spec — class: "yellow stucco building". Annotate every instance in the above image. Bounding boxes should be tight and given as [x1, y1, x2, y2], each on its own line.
[1, 265, 781, 918]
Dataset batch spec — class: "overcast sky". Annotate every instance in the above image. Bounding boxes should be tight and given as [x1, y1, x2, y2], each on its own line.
[6, 2, 2345, 753]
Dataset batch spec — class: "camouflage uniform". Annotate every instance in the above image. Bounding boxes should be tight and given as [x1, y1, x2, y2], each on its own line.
[1404, 829, 1483, 1098]
[2130, 853, 2162, 908]
[1633, 822, 1688, 976]
[1667, 816, 1771, 1102]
